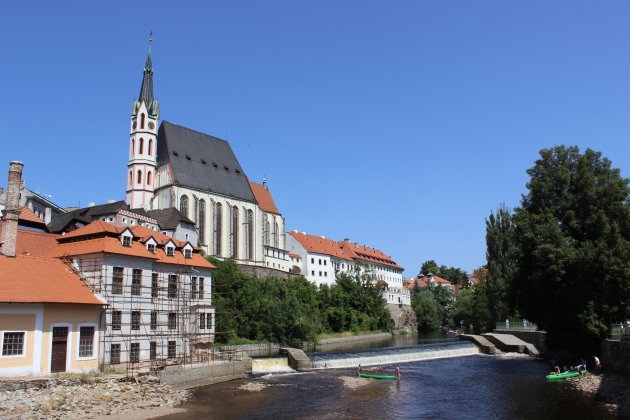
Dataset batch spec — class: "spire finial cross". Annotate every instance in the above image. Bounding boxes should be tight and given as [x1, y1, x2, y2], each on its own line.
[149, 31, 153, 46]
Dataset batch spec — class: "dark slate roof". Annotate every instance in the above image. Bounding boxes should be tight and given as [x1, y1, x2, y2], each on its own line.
[138, 48, 156, 114]
[84, 201, 128, 217]
[157, 121, 256, 203]
[48, 201, 131, 233]
[47, 210, 92, 233]
[147, 208, 194, 230]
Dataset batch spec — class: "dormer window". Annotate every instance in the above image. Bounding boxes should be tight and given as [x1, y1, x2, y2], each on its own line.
[184, 249, 192, 259]
[148, 244, 156, 253]
[123, 236, 132, 247]
[166, 247, 174, 256]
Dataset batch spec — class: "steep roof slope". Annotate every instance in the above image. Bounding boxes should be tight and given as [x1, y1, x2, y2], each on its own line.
[248, 180, 280, 214]
[157, 121, 255, 203]
[289, 231, 352, 261]
[147, 208, 193, 230]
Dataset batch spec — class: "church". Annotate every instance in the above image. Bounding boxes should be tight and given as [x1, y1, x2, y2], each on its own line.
[125, 44, 289, 271]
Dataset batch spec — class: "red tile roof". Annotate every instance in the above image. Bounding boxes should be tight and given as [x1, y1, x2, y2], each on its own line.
[0, 224, 59, 257]
[406, 274, 455, 290]
[0, 256, 104, 305]
[337, 240, 403, 270]
[19, 207, 46, 225]
[58, 220, 122, 241]
[289, 231, 353, 261]
[249, 180, 280, 214]
[47, 237, 158, 259]
[288, 253, 301, 260]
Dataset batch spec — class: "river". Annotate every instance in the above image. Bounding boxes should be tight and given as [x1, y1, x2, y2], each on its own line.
[162, 336, 612, 419]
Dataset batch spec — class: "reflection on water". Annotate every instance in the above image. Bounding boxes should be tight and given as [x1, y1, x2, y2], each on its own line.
[163, 353, 612, 420]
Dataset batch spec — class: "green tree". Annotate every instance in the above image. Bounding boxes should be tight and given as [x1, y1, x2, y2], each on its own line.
[411, 288, 443, 332]
[513, 146, 630, 354]
[420, 260, 439, 276]
[485, 204, 517, 325]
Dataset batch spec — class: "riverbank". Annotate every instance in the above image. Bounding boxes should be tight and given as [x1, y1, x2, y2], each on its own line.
[0, 375, 188, 419]
[568, 372, 630, 418]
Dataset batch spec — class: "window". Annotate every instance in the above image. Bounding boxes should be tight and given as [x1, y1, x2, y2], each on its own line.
[246, 210, 253, 260]
[148, 243, 156, 253]
[150, 341, 157, 360]
[168, 275, 177, 298]
[151, 273, 158, 298]
[311, 258, 314, 264]
[111, 311, 122, 330]
[123, 235, 131, 247]
[147, 171, 152, 186]
[324, 260, 327, 266]
[139, 138, 144, 154]
[198, 277, 204, 299]
[166, 246, 174, 256]
[168, 313, 176, 330]
[122, 217, 127, 224]
[132, 269, 142, 295]
[215, 202, 222, 255]
[324, 272, 328, 277]
[199, 199, 206, 244]
[131, 139, 135, 156]
[264, 220, 270, 245]
[128, 170, 132, 185]
[140, 113, 145, 129]
[206, 313, 212, 330]
[148, 139, 153, 156]
[318, 259, 321, 265]
[79, 326, 95, 357]
[191, 277, 198, 299]
[130, 342, 140, 363]
[231, 206, 239, 259]
[137, 169, 142, 185]
[180, 195, 189, 218]
[319, 271, 322, 276]
[151, 311, 157, 331]
[311, 270, 315, 276]
[2, 332, 25, 356]
[131, 311, 141, 330]
[199, 313, 206, 330]
[112, 267, 123, 294]
[184, 248, 192, 259]
[274, 222, 279, 247]
[111, 344, 121, 364]
[167, 341, 176, 358]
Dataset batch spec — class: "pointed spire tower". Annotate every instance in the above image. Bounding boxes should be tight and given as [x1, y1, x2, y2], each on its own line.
[126, 33, 160, 210]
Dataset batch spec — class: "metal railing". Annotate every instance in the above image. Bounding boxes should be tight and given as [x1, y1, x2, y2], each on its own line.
[495, 320, 538, 331]
[609, 323, 630, 341]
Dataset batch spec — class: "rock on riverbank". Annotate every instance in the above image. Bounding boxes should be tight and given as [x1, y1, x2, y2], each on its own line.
[568, 373, 630, 418]
[0, 375, 188, 419]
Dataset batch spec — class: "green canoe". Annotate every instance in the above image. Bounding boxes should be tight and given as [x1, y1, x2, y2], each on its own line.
[359, 373, 397, 380]
[546, 370, 585, 381]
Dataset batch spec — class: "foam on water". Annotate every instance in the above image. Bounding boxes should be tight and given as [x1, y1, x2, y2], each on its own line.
[252, 357, 295, 374]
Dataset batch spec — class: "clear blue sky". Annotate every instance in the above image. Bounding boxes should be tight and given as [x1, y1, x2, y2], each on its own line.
[2, 1, 630, 276]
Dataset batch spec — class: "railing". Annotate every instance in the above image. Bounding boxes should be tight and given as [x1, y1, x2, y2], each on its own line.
[495, 320, 538, 331]
[609, 323, 630, 340]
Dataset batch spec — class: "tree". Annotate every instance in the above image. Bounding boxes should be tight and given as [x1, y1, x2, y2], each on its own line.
[419, 260, 439, 276]
[485, 204, 517, 325]
[513, 146, 630, 354]
[418, 260, 469, 285]
[411, 288, 443, 332]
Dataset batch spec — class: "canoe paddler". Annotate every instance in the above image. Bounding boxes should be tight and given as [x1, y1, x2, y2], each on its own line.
[395, 366, 401, 381]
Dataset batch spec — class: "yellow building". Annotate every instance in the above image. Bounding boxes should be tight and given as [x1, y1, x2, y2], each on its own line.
[0, 253, 105, 376]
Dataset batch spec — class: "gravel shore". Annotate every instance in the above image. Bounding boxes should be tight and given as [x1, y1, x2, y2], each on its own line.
[568, 372, 630, 418]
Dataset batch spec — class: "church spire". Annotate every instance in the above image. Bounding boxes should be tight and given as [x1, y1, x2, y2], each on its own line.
[138, 32, 155, 115]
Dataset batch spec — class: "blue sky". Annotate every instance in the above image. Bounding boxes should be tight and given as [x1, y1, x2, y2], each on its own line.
[2, 1, 630, 275]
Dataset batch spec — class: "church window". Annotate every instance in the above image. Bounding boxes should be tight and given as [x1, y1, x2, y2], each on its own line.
[137, 170, 142, 185]
[274, 222, 279, 248]
[140, 113, 145, 129]
[264, 220, 270, 245]
[247, 209, 253, 260]
[139, 138, 144, 154]
[147, 171, 152, 186]
[131, 139, 135, 156]
[148, 139, 153, 156]
[215, 203, 222, 256]
[128, 171, 132, 185]
[231, 206, 239, 259]
[180, 195, 189, 218]
[199, 200, 206, 244]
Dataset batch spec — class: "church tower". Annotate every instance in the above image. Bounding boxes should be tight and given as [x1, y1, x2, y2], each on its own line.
[126, 37, 159, 210]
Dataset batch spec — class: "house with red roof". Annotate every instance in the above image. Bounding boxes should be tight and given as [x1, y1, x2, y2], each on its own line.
[404, 273, 458, 295]
[0, 162, 105, 376]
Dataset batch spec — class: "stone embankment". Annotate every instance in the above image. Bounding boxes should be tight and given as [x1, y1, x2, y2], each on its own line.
[0, 375, 188, 419]
[568, 373, 630, 418]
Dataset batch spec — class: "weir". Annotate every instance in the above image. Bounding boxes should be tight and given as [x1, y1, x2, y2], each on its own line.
[310, 341, 479, 369]
[251, 357, 295, 374]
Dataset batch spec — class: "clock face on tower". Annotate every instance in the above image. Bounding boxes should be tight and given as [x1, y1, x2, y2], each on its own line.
[148, 121, 155, 129]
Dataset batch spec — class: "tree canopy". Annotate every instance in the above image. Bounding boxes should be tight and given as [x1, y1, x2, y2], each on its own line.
[418, 260, 469, 285]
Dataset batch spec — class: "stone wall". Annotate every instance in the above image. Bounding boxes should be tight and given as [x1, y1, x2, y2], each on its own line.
[386, 303, 417, 330]
[217, 343, 281, 357]
[316, 332, 393, 345]
[601, 340, 630, 375]
[157, 358, 252, 389]
[492, 329, 549, 355]
[237, 264, 301, 280]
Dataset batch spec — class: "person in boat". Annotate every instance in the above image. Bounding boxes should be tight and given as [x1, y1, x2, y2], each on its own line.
[576, 359, 587, 372]
[552, 365, 561, 375]
[395, 366, 401, 381]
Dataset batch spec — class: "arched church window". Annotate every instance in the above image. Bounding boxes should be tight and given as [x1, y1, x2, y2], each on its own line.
[215, 203, 222, 256]
[180, 195, 189, 218]
[137, 169, 142, 185]
[199, 199, 206, 245]
[247, 209, 254, 260]
[129, 170, 132, 185]
[148, 139, 153, 156]
[274, 221, 279, 248]
[140, 113, 145, 129]
[231, 206, 239, 259]
[139, 138, 144, 155]
[131, 139, 135, 157]
[264, 219, 270, 245]
[147, 171, 152, 186]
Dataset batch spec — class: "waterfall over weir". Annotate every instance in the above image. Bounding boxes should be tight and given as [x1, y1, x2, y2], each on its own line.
[310, 341, 479, 369]
[252, 357, 294, 374]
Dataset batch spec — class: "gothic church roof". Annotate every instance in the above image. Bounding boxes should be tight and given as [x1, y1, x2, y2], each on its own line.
[157, 121, 256, 203]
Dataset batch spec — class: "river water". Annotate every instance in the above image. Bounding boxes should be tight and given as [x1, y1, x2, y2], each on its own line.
[162, 336, 612, 419]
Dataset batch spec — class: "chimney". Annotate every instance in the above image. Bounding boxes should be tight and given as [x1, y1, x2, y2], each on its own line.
[1, 161, 24, 257]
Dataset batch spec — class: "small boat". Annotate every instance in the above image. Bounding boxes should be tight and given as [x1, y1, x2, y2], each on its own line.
[359, 373, 397, 380]
[546, 370, 586, 381]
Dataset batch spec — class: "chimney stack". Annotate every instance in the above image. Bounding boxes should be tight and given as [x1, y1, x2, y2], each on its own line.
[1, 161, 23, 257]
